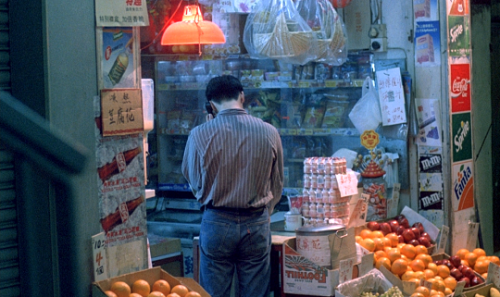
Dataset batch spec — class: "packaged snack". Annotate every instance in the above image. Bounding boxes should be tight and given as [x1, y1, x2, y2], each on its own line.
[302, 106, 325, 128]
[166, 110, 182, 130]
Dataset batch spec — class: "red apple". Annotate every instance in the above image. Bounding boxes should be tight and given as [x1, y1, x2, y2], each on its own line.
[471, 276, 483, 286]
[450, 268, 463, 280]
[399, 217, 410, 229]
[395, 214, 406, 222]
[389, 220, 400, 232]
[379, 222, 392, 235]
[442, 259, 454, 270]
[457, 264, 465, 272]
[435, 260, 443, 265]
[396, 226, 406, 235]
[410, 227, 421, 238]
[412, 222, 425, 235]
[409, 239, 420, 246]
[421, 232, 431, 241]
[402, 229, 416, 242]
[459, 276, 471, 288]
[417, 236, 431, 247]
[367, 221, 380, 231]
[449, 255, 462, 268]
[462, 267, 475, 279]
[397, 234, 405, 243]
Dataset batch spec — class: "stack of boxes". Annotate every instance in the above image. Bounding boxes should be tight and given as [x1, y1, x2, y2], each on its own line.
[301, 157, 351, 225]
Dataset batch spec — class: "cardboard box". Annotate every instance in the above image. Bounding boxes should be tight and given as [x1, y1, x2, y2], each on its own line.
[282, 237, 373, 296]
[464, 283, 500, 297]
[92, 267, 210, 297]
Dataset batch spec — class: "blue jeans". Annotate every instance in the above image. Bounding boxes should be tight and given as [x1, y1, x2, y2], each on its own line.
[199, 207, 271, 297]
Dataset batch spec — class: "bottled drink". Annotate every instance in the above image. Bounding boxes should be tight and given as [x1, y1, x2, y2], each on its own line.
[108, 50, 130, 85]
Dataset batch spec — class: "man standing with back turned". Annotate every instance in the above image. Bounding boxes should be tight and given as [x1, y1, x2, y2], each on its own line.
[182, 75, 284, 297]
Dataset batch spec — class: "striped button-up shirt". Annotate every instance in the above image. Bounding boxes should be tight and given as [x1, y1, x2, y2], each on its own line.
[182, 108, 284, 211]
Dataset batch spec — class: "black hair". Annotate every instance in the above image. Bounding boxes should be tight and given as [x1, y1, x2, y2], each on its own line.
[205, 75, 243, 104]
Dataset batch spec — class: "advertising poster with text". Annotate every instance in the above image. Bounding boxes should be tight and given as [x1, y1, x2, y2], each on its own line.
[450, 64, 471, 112]
[451, 112, 472, 163]
[102, 27, 137, 89]
[447, 0, 471, 57]
[415, 21, 441, 66]
[451, 160, 474, 211]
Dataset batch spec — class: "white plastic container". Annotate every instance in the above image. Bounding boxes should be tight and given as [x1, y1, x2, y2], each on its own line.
[141, 78, 154, 134]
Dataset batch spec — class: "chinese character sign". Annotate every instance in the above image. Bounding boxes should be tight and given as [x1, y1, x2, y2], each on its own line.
[101, 89, 144, 136]
[376, 67, 407, 126]
[95, 0, 149, 27]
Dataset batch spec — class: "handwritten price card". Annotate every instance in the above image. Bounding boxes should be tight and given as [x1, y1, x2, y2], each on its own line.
[336, 171, 359, 197]
[437, 225, 450, 254]
[339, 258, 355, 284]
[92, 232, 109, 281]
[375, 67, 407, 126]
[486, 261, 500, 287]
[101, 89, 144, 136]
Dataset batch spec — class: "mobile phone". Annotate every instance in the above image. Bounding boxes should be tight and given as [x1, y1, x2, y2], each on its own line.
[205, 101, 214, 117]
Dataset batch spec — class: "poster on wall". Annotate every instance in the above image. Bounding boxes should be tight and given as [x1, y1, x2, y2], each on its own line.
[414, 0, 438, 21]
[447, 0, 471, 57]
[415, 98, 442, 146]
[375, 67, 407, 126]
[451, 160, 474, 211]
[449, 64, 471, 112]
[451, 112, 472, 163]
[95, 0, 149, 27]
[101, 27, 137, 89]
[414, 21, 441, 66]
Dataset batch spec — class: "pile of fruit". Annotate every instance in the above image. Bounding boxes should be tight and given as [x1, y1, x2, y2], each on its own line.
[104, 279, 202, 297]
[475, 286, 500, 297]
[451, 247, 500, 281]
[359, 286, 404, 297]
[364, 214, 433, 248]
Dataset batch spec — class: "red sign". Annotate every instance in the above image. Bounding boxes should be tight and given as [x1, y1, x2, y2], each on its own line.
[450, 64, 471, 112]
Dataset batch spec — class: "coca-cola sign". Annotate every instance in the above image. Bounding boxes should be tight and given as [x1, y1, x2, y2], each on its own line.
[449, 64, 471, 112]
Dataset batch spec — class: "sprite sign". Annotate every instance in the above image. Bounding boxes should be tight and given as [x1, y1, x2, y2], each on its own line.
[452, 112, 472, 162]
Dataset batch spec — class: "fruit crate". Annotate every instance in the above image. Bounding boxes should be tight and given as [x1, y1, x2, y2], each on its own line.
[432, 253, 487, 292]
[92, 266, 210, 297]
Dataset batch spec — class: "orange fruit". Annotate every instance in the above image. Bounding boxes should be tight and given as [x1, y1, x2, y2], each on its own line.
[423, 268, 435, 279]
[415, 286, 430, 297]
[482, 272, 488, 279]
[110, 281, 131, 297]
[401, 270, 415, 281]
[152, 280, 171, 296]
[386, 233, 399, 247]
[382, 237, 392, 248]
[410, 259, 426, 272]
[148, 292, 167, 297]
[361, 238, 375, 252]
[104, 291, 118, 297]
[477, 255, 488, 262]
[414, 271, 425, 280]
[397, 243, 406, 250]
[433, 280, 446, 293]
[465, 252, 478, 267]
[461, 259, 470, 267]
[164, 294, 179, 297]
[436, 265, 450, 278]
[401, 244, 417, 260]
[444, 287, 453, 296]
[131, 294, 144, 297]
[411, 293, 425, 297]
[387, 248, 402, 263]
[171, 285, 189, 297]
[376, 257, 392, 270]
[456, 248, 470, 260]
[444, 276, 457, 290]
[472, 248, 486, 258]
[427, 263, 438, 274]
[132, 279, 151, 297]
[359, 229, 372, 239]
[490, 256, 500, 265]
[185, 292, 202, 297]
[374, 250, 388, 261]
[475, 259, 490, 274]
[372, 230, 385, 239]
[373, 238, 385, 251]
[415, 245, 428, 255]
[408, 278, 422, 287]
[391, 258, 408, 276]
[416, 254, 433, 268]
[355, 236, 363, 245]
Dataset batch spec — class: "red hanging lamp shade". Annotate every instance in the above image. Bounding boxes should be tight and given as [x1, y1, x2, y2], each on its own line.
[161, 4, 226, 45]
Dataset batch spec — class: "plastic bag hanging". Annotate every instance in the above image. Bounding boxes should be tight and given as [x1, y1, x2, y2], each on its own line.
[295, 0, 348, 65]
[242, 0, 317, 65]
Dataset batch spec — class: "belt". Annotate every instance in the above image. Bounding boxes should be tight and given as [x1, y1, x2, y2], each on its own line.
[204, 203, 265, 213]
